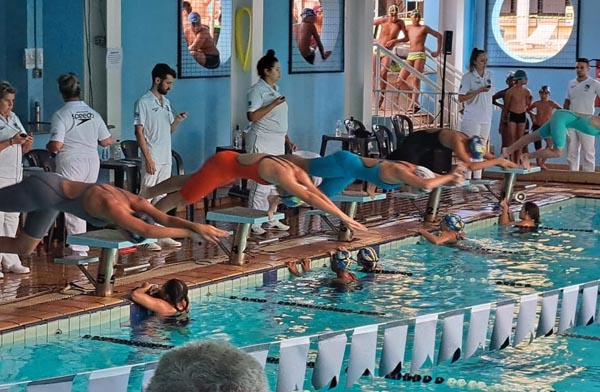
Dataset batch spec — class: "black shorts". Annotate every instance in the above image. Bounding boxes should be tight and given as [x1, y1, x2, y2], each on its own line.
[508, 111, 527, 124]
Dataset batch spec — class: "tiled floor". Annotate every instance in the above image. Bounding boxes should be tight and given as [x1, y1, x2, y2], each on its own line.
[0, 179, 598, 334]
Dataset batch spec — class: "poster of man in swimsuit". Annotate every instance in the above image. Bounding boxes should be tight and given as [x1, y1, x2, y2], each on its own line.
[179, 0, 231, 78]
[289, 0, 344, 73]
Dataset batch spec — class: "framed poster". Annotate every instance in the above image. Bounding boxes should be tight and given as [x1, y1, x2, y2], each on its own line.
[485, 0, 579, 68]
[179, 0, 232, 78]
[289, 0, 344, 74]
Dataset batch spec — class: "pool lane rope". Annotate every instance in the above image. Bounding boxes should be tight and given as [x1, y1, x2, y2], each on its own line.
[539, 226, 600, 234]
[229, 295, 387, 317]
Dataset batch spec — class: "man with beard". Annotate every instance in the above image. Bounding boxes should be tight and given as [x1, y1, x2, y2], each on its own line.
[134, 63, 187, 250]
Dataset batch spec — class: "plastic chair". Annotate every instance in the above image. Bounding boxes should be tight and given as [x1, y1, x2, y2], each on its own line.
[371, 124, 395, 158]
[390, 114, 414, 148]
[344, 118, 371, 138]
[23, 149, 56, 172]
[120, 140, 140, 159]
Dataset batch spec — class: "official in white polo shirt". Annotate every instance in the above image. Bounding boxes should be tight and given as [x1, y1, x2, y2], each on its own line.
[458, 48, 493, 192]
[246, 50, 296, 235]
[134, 63, 187, 250]
[564, 57, 600, 172]
[0, 81, 33, 276]
[47, 73, 113, 256]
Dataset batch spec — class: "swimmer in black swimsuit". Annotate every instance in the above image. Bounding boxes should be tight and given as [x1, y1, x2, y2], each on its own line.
[0, 172, 229, 255]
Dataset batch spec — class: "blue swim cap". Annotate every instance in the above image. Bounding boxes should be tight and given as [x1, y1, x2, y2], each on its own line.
[442, 214, 465, 232]
[357, 247, 379, 270]
[469, 136, 486, 159]
[281, 195, 304, 208]
[334, 249, 352, 270]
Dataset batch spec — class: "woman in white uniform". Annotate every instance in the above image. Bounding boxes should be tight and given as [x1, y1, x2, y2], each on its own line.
[46, 73, 113, 256]
[246, 49, 297, 235]
[0, 81, 33, 276]
[458, 48, 493, 192]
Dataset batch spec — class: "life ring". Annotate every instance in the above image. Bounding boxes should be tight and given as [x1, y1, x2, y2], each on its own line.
[235, 7, 252, 71]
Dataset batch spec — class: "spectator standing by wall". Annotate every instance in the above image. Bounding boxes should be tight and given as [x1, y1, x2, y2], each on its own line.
[564, 58, 600, 172]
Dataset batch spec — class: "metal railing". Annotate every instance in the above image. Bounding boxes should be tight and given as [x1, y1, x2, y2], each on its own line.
[373, 43, 462, 130]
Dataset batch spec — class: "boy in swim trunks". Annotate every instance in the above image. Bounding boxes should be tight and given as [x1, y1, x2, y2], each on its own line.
[527, 85, 561, 169]
[188, 12, 220, 69]
[503, 69, 533, 164]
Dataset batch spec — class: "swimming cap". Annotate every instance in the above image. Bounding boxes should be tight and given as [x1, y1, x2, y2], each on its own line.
[357, 247, 379, 270]
[334, 249, 352, 271]
[513, 69, 528, 80]
[301, 8, 316, 18]
[313, 5, 322, 13]
[388, 4, 399, 14]
[442, 213, 465, 232]
[414, 165, 436, 179]
[468, 136, 486, 159]
[188, 12, 200, 24]
[505, 71, 515, 83]
[539, 85, 551, 93]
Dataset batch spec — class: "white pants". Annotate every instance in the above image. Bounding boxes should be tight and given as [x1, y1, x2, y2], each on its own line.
[56, 154, 100, 252]
[566, 129, 596, 172]
[0, 177, 23, 269]
[140, 162, 172, 204]
[460, 119, 491, 180]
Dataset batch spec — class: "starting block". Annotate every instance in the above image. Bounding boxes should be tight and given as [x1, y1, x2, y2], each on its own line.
[484, 166, 541, 202]
[330, 191, 387, 241]
[206, 206, 284, 265]
[64, 230, 157, 296]
[422, 181, 471, 223]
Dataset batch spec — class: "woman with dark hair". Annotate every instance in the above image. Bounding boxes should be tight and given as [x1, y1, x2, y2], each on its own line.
[458, 48, 494, 192]
[245, 49, 297, 235]
[131, 279, 190, 318]
[498, 199, 540, 229]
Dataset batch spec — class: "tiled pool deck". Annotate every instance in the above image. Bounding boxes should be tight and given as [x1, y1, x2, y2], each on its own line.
[0, 179, 598, 346]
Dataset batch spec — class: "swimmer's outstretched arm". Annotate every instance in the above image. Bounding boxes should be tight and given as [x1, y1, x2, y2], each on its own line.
[454, 143, 517, 171]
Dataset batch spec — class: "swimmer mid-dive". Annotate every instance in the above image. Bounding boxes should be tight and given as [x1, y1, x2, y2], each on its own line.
[277, 150, 465, 206]
[502, 109, 600, 168]
[0, 172, 229, 255]
[416, 213, 466, 245]
[140, 151, 367, 233]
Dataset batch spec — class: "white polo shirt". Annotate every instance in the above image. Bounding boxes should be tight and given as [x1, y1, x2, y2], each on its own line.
[459, 69, 493, 123]
[246, 79, 288, 154]
[50, 101, 111, 155]
[0, 112, 25, 180]
[566, 77, 600, 115]
[134, 91, 175, 165]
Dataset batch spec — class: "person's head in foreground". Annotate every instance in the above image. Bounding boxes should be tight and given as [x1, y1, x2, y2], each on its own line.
[146, 340, 269, 392]
[442, 213, 465, 233]
[357, 246, 380, 272]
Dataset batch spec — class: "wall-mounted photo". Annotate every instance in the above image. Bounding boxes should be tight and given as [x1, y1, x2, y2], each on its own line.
[289, 0, 344, 74]
[179, 0, 232, 78]
[485, 0, 579, 68]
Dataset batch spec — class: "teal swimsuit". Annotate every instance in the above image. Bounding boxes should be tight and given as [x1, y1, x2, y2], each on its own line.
[308, 150, 399, 196]
[537, 109, 600, 149]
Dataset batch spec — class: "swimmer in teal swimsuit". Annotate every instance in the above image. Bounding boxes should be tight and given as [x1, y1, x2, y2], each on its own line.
[502, 109, 600, 168]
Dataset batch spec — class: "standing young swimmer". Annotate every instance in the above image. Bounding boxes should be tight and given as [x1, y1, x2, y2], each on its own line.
[0, 172, 229, 255]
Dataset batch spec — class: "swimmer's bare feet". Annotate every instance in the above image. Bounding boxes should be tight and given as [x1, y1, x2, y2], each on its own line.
[286, 260, 301, 277]
[519, 154, 531, 170]
[300, 257, 312, 272]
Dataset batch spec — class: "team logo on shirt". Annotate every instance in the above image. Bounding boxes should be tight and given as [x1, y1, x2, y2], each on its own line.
[72, 112, 94, 126]
[584, 84, 590, 91]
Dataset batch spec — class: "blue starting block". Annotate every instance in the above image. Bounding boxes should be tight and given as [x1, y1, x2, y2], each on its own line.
[329, 191, 386, 241]
[206, 206, 285, 265]
[65, 230, 157, 296]
[484, 166, 540, 202]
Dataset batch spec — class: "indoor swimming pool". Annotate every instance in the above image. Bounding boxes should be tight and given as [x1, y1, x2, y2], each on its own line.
[1, 198, 600, 391]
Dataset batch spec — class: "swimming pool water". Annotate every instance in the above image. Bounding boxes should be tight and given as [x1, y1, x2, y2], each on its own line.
[1, 198, 600, 391]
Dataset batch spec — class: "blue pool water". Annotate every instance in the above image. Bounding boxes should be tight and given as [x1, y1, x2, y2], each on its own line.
[1, 198, 600, 391]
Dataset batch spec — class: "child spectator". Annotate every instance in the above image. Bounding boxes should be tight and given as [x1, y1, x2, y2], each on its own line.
[527, 85, 562, 169]
[492, 72, 515, 151]
[504, 69, 533, 164]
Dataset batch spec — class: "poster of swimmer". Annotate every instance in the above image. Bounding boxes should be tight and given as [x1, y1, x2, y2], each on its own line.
[289, 0, 345, 73]
[179, 0, 231, 78]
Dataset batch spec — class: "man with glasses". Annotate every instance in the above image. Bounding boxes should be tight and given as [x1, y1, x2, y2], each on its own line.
[564, 58, 600, 172]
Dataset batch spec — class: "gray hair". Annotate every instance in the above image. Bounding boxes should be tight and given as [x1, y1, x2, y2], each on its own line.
[57, 73, 81, 100]
[0, 81, 16, 100]
[146, 340, 270, 392]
